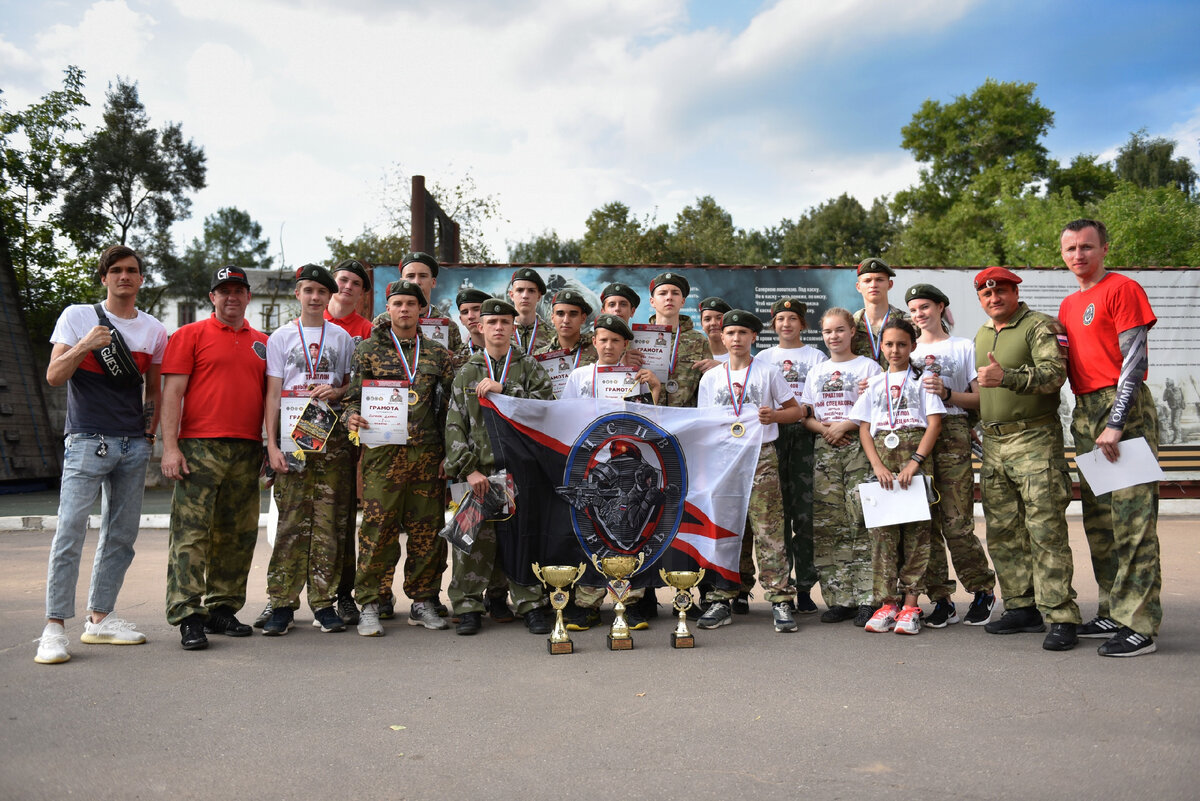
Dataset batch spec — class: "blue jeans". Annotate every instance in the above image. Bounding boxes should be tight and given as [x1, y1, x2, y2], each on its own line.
[46, 434, 151, 620]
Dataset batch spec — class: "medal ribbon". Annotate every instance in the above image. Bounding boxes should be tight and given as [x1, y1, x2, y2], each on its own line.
[886, 368, 910, 430]
[486, 346, 514, 386]
[726, 361, 752, 416]
[296, 321, 327, 379]
[864, 311, 886, 360]
[517, 318, 539, 352]
[668, 326, 681, 373]
[388, 330, 420, 384]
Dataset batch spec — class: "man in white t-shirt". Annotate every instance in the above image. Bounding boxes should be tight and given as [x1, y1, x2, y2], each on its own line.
[36, 245, 167, 664]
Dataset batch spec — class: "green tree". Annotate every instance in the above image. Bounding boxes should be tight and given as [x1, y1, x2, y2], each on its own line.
[1047, 153, 1118, 205]
[1113, 128, 1198, 198]
[580, 202, 666, 263]
[376, 166, 504, 262]
[1098, 182, 1200, 266]
[325, 228, 410, 267]
[670, 195, 740, 264]
[175, 207, 273, 302]
[507, 229, 581, 263]
[59, 77, 206, 270]
[781, 194, 896, 264]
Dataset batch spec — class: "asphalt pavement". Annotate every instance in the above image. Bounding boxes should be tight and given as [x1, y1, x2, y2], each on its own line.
[1, 517, 1197, 801]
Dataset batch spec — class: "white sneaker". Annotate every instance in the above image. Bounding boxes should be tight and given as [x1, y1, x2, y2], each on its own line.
[864, 603, 898, 633]
[357, 602, 384, 637]
[80, 615, 147, 645]
[407, 600, 449, 630]
[894, 605, 922, 635]
[35, 622, 71, 664]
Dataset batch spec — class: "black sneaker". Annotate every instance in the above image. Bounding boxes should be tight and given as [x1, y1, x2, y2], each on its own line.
[697, 600, 733, 629]
[455, 611, 482, 636]
[794, 591, 818, 615]
[524, 607, 552, 635]
[379, 596, 395, 620]
[204, 607, 252, 637]
[565, 602, 600, 632]
[732, 592, 751, 615]
[262, 607, 294, 636]
[686, 596, 711, 621]
[984, 606, 1045, 635]
[1097, 627, 1157, 657]
[253, 604, 273, 629]
[963, 590, 996, 626]
[313, 606, 346, 633]
[853, 605, 877, 628]
[1042, 622, 1077, 651]
[1078, 615, 1121, 639]
[635, 591, 660, 619]
[180, 615, 208, 651]
[625, 604, 649, 631]
[484, 595, 516, 624]
[925, 598, 960, 629]
[336, 596, 360, 626]
[820, 605, 857, 623]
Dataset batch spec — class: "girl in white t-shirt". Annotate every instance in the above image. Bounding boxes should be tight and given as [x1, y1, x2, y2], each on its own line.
[800, 308, 881, 626]
[849, 318, 945, 635]
[905, 283, 997, 628]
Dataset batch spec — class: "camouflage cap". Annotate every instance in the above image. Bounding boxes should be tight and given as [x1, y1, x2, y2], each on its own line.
[509, 267, 546, 294]
[401, 251, 439, 277]
[385, 279, 427, 307]
[480, 298, 518, 317]
[722, 309, 764, 333]
[699, 296, 732, 315]
[770, 297, 807, 318]
[904, 283, 950, 307]
[456, 287, 492, 308]
[294, 263, 337, 292]
[649, 271, 690, 296]
[331, 258, 372, 292]
[857, 257, 895, 277]
[973, 267, 1022, 291]
[600, 282, 641, 309]
[592, 314, 634, 340]
[551, 288, 593, 315]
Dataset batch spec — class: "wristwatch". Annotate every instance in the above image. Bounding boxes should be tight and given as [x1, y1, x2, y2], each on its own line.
[144, 433, 157, 444]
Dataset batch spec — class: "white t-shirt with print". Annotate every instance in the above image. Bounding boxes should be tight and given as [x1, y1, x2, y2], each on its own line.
[697, 355, 793, 443]
[800, 355, 881, 423]
[761, 344, 826, 401]
[849, 367, 948, 436]
[266, 319, 354, 399]
[912, 336, 976, 416]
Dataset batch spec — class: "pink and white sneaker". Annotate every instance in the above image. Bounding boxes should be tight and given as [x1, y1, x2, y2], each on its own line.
[864, 603, 898, 633]
[894, 605, 922, 635]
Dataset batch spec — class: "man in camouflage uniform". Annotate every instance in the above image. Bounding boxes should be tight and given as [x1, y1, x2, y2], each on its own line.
[646, 272, 712, 408]
[508, 267, 555, 355]
[1059, 218, 1162, 657]
[162, 266, 268, 650]
[445, 298, 555, 635]
[343, 280, 454, 635]
[852, 258, 908, 369]
[974, 267, 1081, 652]
[452, 287, 490, 370]
[400, 251, 463, 353]
[532, 288, 598, 374]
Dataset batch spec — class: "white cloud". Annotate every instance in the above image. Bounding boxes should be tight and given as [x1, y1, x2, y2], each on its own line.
[34, 0, 155, 93]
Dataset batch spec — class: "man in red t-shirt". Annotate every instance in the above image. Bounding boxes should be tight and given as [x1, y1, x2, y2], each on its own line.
[325, 259, 374, 342]
[1058, 218, 1161, 658]
[160, 266, 269, 651]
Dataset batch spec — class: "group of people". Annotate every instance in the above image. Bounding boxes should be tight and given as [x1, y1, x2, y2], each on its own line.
[34, 217, 1163, 664]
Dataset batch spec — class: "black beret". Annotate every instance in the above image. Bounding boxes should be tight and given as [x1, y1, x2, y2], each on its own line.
[721, 309, 764, 334]
[509, 267, 546, 294]
[904, 283, 950, 307]
[699, 297, 732, 315]
[770, 298, 807, 318]
[551, 289, 592, 315]
[600, 282, 640, 308]
[294, 263, 337, 293]
[401, 252, 439, 277]
[480, 298, 518, 317]
[331, 258, 372, 292]
[649, 271, 689, 297]
[456, 288, 492, 308]
[592, 314, 633, 340]
[385, 280, 427, 307]
[857, 257, 895, 277]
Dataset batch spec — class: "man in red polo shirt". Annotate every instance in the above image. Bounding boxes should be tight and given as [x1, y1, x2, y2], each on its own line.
[1058, 218, 1162, 658]
[325, 259, 374, 343]
[161, 266, 270, 651]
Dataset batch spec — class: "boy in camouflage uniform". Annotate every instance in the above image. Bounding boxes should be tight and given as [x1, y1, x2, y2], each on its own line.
[851, 258, 908, 369]
[646, 272, 712, 408]
[532, 289, 598, 370]
[445, 298, 556, 635]
[508, 267, 555, 354]
[343, 280, 454, 635]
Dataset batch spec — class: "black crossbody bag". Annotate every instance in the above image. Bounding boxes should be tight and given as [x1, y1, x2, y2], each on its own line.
[92, 303, 144, 389]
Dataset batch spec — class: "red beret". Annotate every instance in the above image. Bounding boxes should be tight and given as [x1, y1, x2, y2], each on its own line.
[973, 267, 1022, 291]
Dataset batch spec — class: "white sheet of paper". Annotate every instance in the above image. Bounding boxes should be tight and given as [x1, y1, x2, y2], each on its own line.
[857, 477, 932, 528]
[1074, 436, 1165, 495]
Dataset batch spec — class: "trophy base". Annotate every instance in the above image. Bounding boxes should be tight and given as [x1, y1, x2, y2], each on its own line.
[671, 632, 695, 649]
[547, 638, 574, 655]
[607, 635, 634, 651]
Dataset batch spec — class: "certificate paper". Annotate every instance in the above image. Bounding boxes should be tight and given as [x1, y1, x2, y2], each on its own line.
[359, 379, 410, 447]
[534, 349, 574, 398]
[857, 476, 932, 528]
[595, 365, 646, 400]
[419, 317, 451, 347]
[280, 390, 310, 451]
[632, 323, 673, 382]
[1074, 436, 1165, 495]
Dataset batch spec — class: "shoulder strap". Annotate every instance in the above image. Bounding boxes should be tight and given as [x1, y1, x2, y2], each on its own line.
[92, 303, 144, 388]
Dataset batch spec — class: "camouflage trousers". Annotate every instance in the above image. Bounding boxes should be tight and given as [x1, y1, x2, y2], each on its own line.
[776, 421, 817, 593]
[354, 444, 448, 605]
[448, 521, 546, 615]
[268, 428, 355, 612]
[1072, 385, 1162, 636]
[707, 446, 791, 604]
[980, 420, 1080, 623]
[924, 414, 995, 600]
[812, 437, 874, 608]
[165, 438, 262, 625]
[868, 429, 931, 605]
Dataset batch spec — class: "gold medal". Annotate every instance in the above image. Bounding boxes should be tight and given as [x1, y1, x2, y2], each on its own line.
[731, 422, 746, 438]
[408, 389, 418, 405]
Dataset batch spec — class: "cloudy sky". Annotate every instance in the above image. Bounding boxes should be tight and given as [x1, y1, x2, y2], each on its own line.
[3, 0, 1199, 265]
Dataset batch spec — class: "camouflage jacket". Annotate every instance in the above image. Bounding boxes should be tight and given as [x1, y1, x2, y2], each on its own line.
[852, 305, 909, 368]
[343, 324, 454, 450]
[648, 314, 712, 408]
[372, 303, 462, 353]
[444, 349, 554, 478]
[975, 302, 1067, 425]
[532, 331, 598, 368]
[451, 340, 483, 372]
[511, 315, 555, 355]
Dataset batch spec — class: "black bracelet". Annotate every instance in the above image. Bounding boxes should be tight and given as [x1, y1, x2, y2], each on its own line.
[911, 452, 925, 464]
[942, 386, 952, 401]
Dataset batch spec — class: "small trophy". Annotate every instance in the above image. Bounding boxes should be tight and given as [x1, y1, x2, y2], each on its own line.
[532, 562, 587, 655]
[660, 568, 706, 648]
[590, 552, 646, 651]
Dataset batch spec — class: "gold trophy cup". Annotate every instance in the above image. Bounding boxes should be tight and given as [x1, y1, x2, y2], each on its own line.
[532, 562, 587, 655]
[590, 552, 646, 651]
[660, 568, 706, 648]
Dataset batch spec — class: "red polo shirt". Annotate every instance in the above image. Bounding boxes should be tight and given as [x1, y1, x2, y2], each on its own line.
[325, 309, 374, 342]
